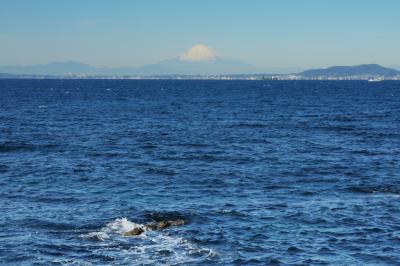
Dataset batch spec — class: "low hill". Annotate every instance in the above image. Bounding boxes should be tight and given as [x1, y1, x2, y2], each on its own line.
[300, 64, 400, 78]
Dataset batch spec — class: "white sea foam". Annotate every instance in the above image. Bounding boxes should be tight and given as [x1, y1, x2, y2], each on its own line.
[80, 217, 143, 240]
[81, 231, 110, 241]
[103, 217, 142, 234]
[80, 218, 217, 264]
[123, 233, 217, 264]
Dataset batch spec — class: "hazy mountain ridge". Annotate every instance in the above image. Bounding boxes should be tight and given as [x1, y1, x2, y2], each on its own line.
[300, 64, 400, 78]
[0, 61, 95, 75]
[0, 57, 259, 76]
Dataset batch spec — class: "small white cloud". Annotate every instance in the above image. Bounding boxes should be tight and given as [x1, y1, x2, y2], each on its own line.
[179, 44, 216, 61]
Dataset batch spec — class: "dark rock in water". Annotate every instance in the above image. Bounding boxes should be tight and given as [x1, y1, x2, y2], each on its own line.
[157, 221, 170, 230]
[163, 219, 185, 227]
[123, 227, 144, 236]
[147, 219, 185, 230]
[123, 219, 185, 237]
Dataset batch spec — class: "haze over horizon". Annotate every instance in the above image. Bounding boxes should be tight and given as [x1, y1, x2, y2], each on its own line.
[1, 0, 400, 71]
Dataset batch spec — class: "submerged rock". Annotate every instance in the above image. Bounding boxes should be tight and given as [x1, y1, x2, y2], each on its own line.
[123, 219, 185, 237]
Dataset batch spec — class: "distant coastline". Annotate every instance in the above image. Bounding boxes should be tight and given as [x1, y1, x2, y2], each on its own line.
[1, 64, 400, 80]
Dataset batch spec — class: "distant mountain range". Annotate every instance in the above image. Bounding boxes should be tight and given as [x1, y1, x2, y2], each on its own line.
[300, 64, 400, 78]
[0, 61, 399, 79]
[0, 57, 259, 76]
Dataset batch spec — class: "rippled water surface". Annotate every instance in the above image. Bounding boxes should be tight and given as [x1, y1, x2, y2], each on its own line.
[1, 80, 400, 265]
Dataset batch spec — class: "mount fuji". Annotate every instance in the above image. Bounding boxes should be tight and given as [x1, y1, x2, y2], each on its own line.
[0, 44, 260, 76]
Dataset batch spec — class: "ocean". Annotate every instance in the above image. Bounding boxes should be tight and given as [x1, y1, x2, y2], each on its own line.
[0, 79, 399, 265]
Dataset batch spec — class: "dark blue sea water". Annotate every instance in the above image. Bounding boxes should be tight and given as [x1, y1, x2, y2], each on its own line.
[1, 79, 400, 265]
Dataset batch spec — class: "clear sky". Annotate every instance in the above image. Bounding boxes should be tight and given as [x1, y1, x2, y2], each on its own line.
[1, 0, 399, 69]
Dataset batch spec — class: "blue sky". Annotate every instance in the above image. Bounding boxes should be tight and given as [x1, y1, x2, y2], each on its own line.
[1, 0, 399, 69]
